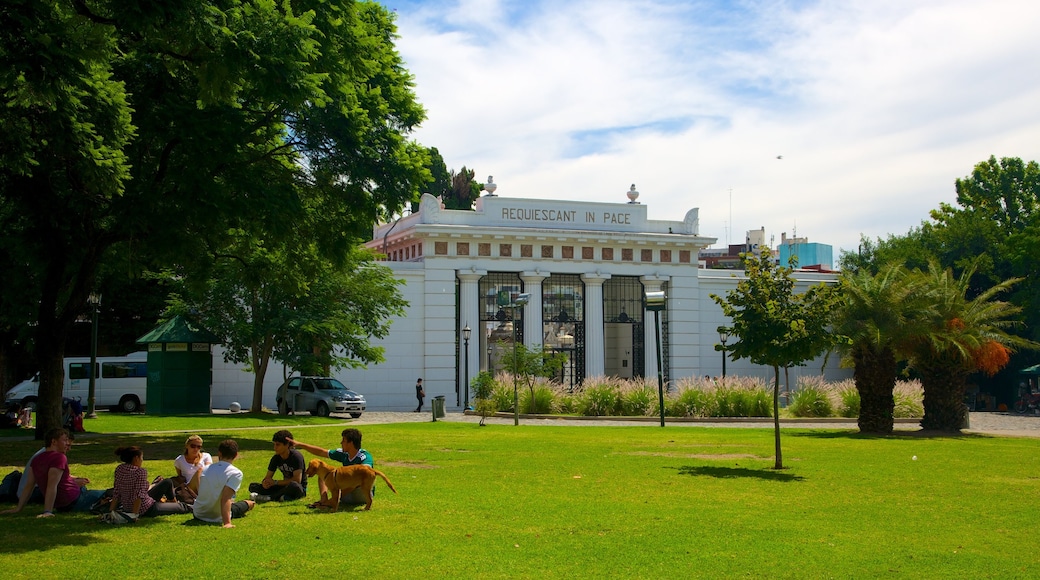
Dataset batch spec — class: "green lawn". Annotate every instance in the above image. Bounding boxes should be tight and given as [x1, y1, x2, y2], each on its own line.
[1, 420, 1038, 578]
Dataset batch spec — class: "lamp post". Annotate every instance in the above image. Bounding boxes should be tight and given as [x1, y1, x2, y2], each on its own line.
[718, 327, 730, 380]
[87, 292, 101, 419]
[463, 324, 472, 410]
[511, 293, 530, 426]
[645, 290, 666, 427]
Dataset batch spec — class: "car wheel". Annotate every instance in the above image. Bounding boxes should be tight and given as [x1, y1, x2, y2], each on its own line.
[278, 399, 288, 415]
[119, 396, 141, 413]
[316, 402, 330, 417]
[350, 413, 362, 419]
[21, 397, 37, 412]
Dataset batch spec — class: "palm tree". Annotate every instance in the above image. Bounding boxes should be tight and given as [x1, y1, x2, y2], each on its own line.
[834, 263, 924, 434]
[908, 261, 1036, 432]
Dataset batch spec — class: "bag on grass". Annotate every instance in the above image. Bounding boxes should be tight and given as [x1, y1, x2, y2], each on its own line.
[167, 475, 196, 504]
[0, 470, 21, 502]
[89, 489, 115, 515]
[99, 511, 138, 525]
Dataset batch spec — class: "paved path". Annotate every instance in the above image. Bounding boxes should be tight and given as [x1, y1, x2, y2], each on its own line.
[345, 410, 1040, 438]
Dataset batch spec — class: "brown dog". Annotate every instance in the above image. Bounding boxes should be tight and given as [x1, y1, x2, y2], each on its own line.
[305, 459, 397, 511]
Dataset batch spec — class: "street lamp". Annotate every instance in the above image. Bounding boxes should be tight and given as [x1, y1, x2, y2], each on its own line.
[511, 293, 530, 426]
[463, 324, 472, 411]
[87, 292, 101, 419]
[645, 290, 666, 427]
[718, 327, 730, 379]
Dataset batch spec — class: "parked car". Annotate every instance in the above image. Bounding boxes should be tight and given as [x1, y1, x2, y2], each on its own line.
[275, 376, 366, 418]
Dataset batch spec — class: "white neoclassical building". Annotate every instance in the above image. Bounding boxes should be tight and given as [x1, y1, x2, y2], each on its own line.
[209, 186, 847, 411]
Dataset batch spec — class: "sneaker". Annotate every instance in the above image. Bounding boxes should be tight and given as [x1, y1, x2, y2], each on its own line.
[255, 495, 272, 503]
[249, 492, 259, 501]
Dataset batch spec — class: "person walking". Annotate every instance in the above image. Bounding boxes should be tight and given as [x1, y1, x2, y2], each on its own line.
[415, 378, 425, 413]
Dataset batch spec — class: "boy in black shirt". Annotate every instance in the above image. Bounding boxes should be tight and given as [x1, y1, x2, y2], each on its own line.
[248, 430, 307, 502]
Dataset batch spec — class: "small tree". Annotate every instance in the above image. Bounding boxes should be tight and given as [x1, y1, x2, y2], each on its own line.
[471, 371, 497, 426]
[499, 343, 566, 413]
[711, 252, 841, 469]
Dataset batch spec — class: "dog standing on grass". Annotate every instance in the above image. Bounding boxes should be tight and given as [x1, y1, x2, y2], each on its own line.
[305, 459, 397, 511]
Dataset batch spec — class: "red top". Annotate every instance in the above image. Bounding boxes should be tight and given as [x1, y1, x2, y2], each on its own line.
[31, 451, 80, 509]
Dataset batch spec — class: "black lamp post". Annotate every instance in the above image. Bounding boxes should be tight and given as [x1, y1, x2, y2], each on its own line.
[463, 324, 472, 410]
[87, 292, 101, 419]
[511, 293, 530, 426]
[645, 290, 666, 427]
[719, 328, 730, 379]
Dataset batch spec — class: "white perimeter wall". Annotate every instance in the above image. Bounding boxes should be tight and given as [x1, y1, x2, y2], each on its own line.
[696, 270, 849, 387]
[207, 264, 851, 412]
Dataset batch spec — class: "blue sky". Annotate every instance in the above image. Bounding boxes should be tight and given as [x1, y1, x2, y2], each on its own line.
[385, 0, 1040, 257]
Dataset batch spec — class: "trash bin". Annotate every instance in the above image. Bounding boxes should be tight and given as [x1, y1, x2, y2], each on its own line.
[432, 395, 446, 420]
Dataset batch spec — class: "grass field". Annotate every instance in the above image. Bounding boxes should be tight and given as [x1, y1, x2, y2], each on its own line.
[1, 419, 1038, 578]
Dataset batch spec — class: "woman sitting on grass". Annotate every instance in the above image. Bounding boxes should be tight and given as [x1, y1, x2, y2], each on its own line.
[174, 435, 212, 494]
[112, 446, 190, 518]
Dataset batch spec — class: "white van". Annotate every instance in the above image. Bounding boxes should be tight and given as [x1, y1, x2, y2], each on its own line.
[4, 352, 149, 412]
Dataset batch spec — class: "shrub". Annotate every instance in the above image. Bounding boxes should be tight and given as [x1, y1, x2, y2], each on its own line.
[667, 387, 715, 417]
[621, 385, 656, 416]
[788, 384, 835, 417]
[522, 384, 555, 414]
[739, 389, 773, 417]
[553, 392, 580, 415]
[833, 379, 860, 418]
[893, 379, 924, 418]
[578, 384, 621, 416]
[491, 377, 516, 413]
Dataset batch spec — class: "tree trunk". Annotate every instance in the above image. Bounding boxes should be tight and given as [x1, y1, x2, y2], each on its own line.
[33, 329, 69, 440]
[919, 358, 968, 432]
[250, 337, 273, 413]
[773, 365, 783, 469]
[854, 345, 897, 434]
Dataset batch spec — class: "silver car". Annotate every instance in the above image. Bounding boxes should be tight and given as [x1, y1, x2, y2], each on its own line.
[275, 376, 366, 418]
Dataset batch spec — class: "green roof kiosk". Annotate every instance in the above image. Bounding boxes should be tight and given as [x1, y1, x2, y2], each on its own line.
[136, 315, 221, 415]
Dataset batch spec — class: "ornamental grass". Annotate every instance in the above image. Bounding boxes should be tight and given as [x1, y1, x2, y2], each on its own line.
[477, 374, 925, 419]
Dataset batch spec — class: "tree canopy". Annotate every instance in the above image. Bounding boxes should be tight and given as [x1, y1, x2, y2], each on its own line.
[0, 0, 429, 435]
[840, 156, 1040, 403]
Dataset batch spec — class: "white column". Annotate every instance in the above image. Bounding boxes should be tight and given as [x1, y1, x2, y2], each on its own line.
[641, 276, 669, 380]
[581, 272, 611, 378]
[457, 270, 485, 402]
[520, 271, 548, 349]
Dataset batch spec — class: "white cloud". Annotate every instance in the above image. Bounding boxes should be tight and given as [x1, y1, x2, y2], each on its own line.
[392, 0, 1040, 257]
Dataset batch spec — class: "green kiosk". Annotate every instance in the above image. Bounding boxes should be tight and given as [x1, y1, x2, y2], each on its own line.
[136, 315, 221, 415]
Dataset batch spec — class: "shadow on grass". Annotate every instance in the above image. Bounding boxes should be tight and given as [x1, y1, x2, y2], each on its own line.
[0, 515, 116, 556]
[0, 432, 293, 467]
[676, 465, 805, 482]
[785, 430, 989, 440]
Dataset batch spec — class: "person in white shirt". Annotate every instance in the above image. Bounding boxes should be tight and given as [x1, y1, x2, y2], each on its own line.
[192, 439, 254, 528]
[173, 434, 213, 494]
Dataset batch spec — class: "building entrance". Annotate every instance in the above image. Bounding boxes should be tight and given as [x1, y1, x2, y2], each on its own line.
[603, 276, 645, 380]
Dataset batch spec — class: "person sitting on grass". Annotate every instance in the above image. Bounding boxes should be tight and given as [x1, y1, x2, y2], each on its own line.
[192, 439, 254, 529]
[288, 428, 374, 508]
[247, 430, 306, 503]
[173, 434, 212, 495]
[1, 428, 106, 517]
[112, 446, 190, 519]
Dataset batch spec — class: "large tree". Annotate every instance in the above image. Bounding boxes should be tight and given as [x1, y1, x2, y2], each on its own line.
[840, 156, 1040, 403]
[0, 1, 428, 436]
[908, 261, 1035, 432]
[712, 252, 840, 469]
[833, 263, 924, 434]
[176, 244, 406, 412]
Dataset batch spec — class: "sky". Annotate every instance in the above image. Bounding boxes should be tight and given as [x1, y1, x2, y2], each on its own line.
[383, 0, 1040, 259]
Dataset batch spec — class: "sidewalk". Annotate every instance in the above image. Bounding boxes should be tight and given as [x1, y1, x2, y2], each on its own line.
[349, 410, 1040, 438]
